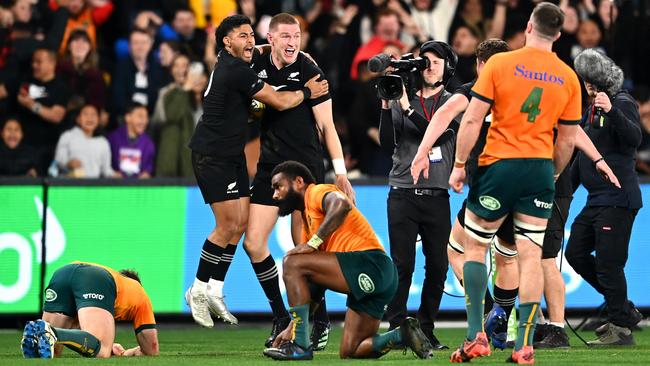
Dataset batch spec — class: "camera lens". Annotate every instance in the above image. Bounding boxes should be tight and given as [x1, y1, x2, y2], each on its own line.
[377, 75, 404, 100]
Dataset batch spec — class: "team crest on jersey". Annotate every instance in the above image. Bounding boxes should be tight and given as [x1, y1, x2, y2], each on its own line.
[479, 196, 501, 211]
[287, 72, 300, 81]
[258, 69, 268, 78]
[45, 289, 57, 302]
[358, 273, 375, 293]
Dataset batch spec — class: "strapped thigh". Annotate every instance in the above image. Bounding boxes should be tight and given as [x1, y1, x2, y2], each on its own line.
[464, 212, 498, 245]
[513, 218, 546, 248]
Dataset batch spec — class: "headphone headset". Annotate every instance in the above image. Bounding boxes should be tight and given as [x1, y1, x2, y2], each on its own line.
[419, 41, 458, 85]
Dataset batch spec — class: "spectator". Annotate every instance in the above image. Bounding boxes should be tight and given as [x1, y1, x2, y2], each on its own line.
[168, 7, 206, 62]
[152, 54, 202, 177]
[572, 18, 605, 61]
[408, 0, 459, 42]
[158, 39, 182, 85]
[0, 3, 68, 103]
[54, 104, 114, 178]
[449, 25, 479, 87]
[553, 4, 580, 65]
[350, 8, 403, 80]
[107, 103, 155, 178]
[347, 57, 391, 177]
[57, 29, 107, 124]
[52, 0, 114, 56]
[448, 0, 490, 43]
[0, 117, 38, 176]
[111, 28, 162, 118]
[15, 48, 68, 175]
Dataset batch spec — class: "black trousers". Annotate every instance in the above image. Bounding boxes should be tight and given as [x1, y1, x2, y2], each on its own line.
[565, 206, 638, 328]
[384, 188, 449, 334]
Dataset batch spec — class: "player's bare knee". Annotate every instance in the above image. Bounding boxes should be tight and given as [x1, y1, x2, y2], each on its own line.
[282, 255, 302, 277]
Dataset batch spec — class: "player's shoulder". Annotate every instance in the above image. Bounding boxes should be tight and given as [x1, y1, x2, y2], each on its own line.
[298, 53, 323, 75]
[454, 81, 475, 98]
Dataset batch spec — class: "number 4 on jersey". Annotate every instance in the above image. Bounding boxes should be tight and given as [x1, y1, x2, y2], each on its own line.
[520, 87, 543, 122]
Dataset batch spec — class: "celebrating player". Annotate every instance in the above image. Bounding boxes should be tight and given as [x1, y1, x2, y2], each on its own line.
[185, 14, 327, 328]
[21, 262, 159, 359]
[263, 161, 433, 360]
[245, 13, 354, 349]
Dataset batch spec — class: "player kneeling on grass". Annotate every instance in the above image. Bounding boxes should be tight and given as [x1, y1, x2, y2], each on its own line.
[21, 262, 159, 359]
[262, 161, 433, 360]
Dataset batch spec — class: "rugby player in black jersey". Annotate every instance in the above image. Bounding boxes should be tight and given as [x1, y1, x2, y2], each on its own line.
[245, 13, 355, 350]
[185, 14, 328, 329]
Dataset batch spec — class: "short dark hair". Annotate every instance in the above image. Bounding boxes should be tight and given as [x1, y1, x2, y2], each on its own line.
[34, 47, 57, 62]
[531, 2, 564, 40]
[271, 161, 316, 185]
[174, 6, 194, 17]
[119, 269, 141, 283]
[269, 13, 299, 32]
[216, 15, 252, 48]
[125, 102, 147, 115]
[130, 27, 152, 40]
[1, 115, 21, 129]
[476, 39, 510, 63]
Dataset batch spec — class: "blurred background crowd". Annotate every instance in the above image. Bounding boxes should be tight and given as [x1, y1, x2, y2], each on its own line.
[1, 0, 649, 179]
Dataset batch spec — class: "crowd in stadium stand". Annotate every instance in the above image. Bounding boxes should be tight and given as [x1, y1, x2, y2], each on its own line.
[0, 0, 649, 178]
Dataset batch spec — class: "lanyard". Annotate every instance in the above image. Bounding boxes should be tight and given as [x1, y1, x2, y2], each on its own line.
[419, 90, 439, 121]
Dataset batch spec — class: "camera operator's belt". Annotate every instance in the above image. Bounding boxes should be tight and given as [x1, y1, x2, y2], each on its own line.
[391, 186, 447, 197]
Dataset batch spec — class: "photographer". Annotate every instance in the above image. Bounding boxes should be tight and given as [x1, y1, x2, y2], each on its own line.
[566, 49, 643, 346]
[378, 41, 458, 349]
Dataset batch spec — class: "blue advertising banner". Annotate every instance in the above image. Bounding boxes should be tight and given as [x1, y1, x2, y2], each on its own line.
[183, 184, 650, 313]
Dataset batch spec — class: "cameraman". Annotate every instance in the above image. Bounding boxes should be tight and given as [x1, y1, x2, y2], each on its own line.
[566, 49, 643, 346]
[378, 41, 458, 349]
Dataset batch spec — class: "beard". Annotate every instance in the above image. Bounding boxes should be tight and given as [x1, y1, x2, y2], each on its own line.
[277, 188, 304, 217]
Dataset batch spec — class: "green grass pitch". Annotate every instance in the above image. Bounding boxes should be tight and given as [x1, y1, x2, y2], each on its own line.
[2, 324, 649, 365]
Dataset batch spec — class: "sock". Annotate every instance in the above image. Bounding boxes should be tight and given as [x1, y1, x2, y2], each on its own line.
[484, 288, 494, 314]
[309, 283, 329, 325]
[196, 239, 222, 282]
[550, 322, 564, 328]
[493, 285, 518, 317]
[52, 328, 101, 357]
[289, 303, 310, 349]
[253, 255, 289, 319]
[515, 302, 540, 351]
[212, 244, 236, 281]
[372, 328, 403, 356]
[192, 278, 208, 293]
[207, 278, 224, 297]
[463, 261, 488, 341]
